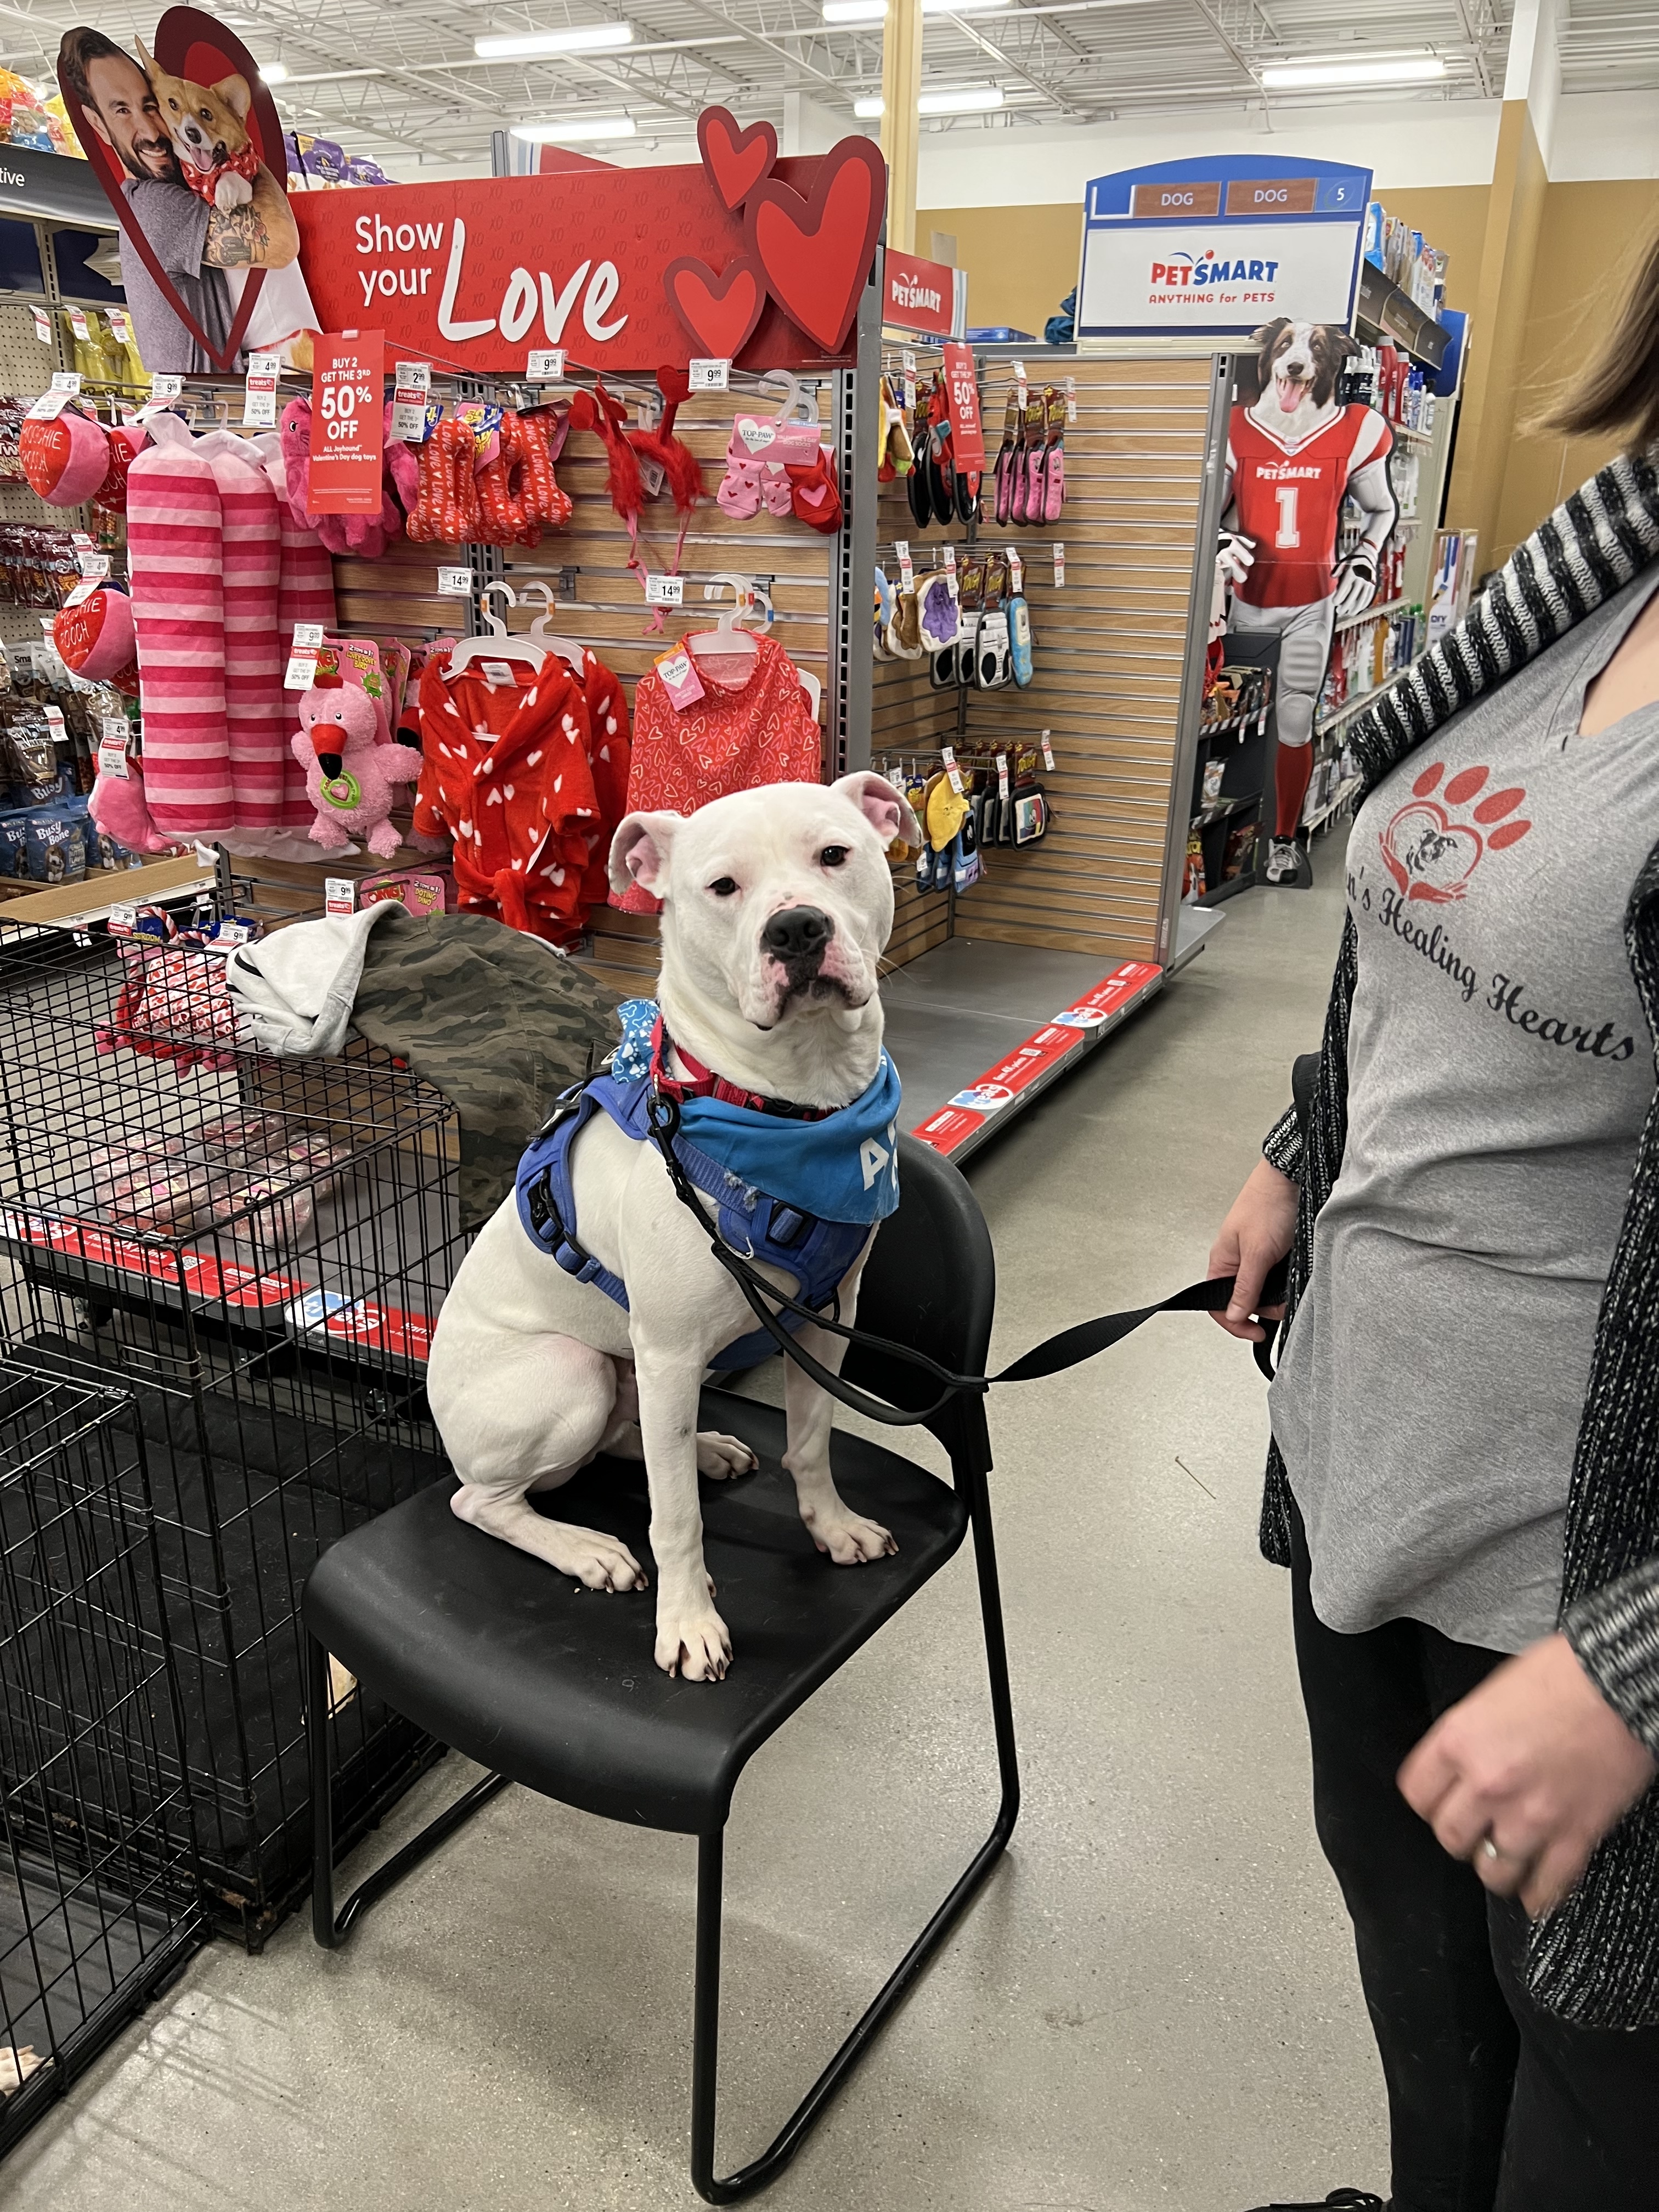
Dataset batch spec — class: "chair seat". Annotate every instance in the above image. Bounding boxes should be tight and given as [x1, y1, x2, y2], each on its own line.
[303, 1386, 968, 1835]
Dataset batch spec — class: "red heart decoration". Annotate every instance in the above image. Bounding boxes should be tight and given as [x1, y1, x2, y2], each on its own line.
[663, 256, 765, 363]
[56, 6, 288, 373]
[744, 137, 887, 355]
[697, 108, 777, 212]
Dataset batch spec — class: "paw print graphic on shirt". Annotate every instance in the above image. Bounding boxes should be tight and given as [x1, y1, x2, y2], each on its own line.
[1380, 760, 1532, 905]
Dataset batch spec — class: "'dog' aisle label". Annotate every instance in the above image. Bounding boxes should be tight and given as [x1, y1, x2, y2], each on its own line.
[309, 331, 386, 514]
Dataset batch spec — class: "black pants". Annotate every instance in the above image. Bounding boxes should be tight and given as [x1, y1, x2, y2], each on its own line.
[1289, 1507, 1658, 2212]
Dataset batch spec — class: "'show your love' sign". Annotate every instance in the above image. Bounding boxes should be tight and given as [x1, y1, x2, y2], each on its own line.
[290, 116, 885, 375]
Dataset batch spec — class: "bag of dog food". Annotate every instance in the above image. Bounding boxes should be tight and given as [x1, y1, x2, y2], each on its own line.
[24, 809, 85, 884]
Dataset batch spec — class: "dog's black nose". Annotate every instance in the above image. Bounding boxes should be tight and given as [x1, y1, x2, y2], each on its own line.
[763, 905, 834, 964]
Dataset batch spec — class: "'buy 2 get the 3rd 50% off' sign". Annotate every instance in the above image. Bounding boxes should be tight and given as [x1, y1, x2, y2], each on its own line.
[308, 331, 386, 514]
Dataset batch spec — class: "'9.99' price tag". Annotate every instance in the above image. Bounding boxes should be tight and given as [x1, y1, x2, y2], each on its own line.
[688, 358, 730, 391]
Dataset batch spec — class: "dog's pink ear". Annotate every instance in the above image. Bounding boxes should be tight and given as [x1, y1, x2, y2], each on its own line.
[609, 811, 681, 896]
[214, 74, 253, 120]
[831, 771, 920, 852]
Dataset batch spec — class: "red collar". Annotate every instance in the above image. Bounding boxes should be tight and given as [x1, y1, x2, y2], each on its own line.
[651, 1019, 831, 1121]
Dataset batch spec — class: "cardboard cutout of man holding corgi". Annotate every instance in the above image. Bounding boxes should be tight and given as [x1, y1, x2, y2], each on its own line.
[58, 21, 318, 374]
[1222, 317, 1398, 889]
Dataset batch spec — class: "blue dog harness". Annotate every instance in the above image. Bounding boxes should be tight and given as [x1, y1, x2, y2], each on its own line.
[514, 1005, 902, 1371]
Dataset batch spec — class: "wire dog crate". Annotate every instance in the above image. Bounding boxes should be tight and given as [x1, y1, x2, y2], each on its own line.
[0, 926, 469, 1945]
[0, 1364, 201, 2154]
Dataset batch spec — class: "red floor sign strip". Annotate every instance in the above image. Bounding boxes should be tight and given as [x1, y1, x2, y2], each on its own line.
[911, 962, 1162, 1156]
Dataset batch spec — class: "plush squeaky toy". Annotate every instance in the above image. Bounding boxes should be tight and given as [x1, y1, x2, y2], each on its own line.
[290, 670, 419, 859]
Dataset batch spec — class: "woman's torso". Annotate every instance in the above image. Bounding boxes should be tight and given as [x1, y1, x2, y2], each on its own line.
[1269, 569, 1659, 1650]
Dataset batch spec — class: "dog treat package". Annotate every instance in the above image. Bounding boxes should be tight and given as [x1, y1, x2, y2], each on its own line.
[24, 809, 85, 884]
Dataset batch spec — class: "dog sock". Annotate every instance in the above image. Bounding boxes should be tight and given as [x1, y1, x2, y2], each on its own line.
[1274, 739, 1313, 837]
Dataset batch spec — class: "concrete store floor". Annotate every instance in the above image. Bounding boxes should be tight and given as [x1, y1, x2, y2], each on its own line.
[9, 854, 1392, 2212]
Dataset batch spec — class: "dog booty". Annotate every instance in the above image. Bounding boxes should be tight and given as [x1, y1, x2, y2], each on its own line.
[716, 427, 764, 520]
[1008, 595, 1034, 689]
[788, 447, 842, 533]
[760, 463, 794, 518]
[21, 405, 110, 506]
[992, 392, 1020, 528]
[1042, 386, 1066, 522]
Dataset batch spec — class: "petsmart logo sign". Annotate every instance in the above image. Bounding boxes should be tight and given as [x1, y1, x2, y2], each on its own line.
[1150, 247, 1282, 289]
[1076, 154, 1371, 341]
[882, 246, 967, 340]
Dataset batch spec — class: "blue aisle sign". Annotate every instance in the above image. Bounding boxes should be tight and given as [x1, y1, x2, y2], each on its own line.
[1076, 156, 1373, 342]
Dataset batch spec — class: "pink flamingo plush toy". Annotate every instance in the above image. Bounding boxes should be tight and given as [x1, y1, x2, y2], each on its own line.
[291, 672, 419, 859]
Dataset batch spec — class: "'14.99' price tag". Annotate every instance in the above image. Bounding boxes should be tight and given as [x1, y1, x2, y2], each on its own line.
[645, 573, 685, 607]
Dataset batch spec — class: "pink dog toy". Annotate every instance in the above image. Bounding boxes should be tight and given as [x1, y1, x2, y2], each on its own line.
[290, 672, 419, 859]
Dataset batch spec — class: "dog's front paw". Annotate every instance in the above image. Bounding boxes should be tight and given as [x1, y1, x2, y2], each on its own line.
[801, 1505, 898, 1566]
[696, 1431, 758, 1481]
[547, 1524, 647, 1592]
[215, 172, 253, 211]
[655, 1593, 731, 1681]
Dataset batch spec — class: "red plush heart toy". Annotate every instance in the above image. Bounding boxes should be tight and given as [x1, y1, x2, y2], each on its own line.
[54, 583, 139, 696]
[20, 406, 111, 506]
[94, 423, 149, 516]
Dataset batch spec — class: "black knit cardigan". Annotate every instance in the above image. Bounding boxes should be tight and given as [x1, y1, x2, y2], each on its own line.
[1260, 449, 1659, 2028]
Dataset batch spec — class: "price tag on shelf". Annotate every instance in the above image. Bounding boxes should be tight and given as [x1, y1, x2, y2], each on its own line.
[52, 370, 82, 393]
[150, 371, 183, 398]
[943, 542, 957, 595]
[391, 360, 431, 441]
[1064, 375, 1077, 424]
[98, 716, 130, 778]
[527, 348, 565, 382]
[63, 579, 98, 608]
[67, 307, 90, 343]
[108, 308, 133, 348]
[283, 619, 326, 691]
[1012, 357, 1028, 407]
[437, 567, 473, 597]
[43, 705, 66, 742]
[995, 749, 1009, 799]
[1040, 728, 1056, 773]
[76, 549, 110, 580]
[1005, 545, 1024, 594]
[941, 743, 964, 797]
[901, 348, 917, 376]
[325, 877, 357, 918]
[30, 306, 50, 344]
[240, 351, 281, 428]
[27, 387, 74, 421]
[689, 358, 730, 392]
[645, 572, 684, 607]
[1053, 541, 1065, 588]
[894, 538, 913, 591]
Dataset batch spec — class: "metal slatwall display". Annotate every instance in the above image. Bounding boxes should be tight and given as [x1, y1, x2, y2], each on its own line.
[0, 292, 88, 648]
[871, 337, 970, 972]
[961, 352, 1227, 968]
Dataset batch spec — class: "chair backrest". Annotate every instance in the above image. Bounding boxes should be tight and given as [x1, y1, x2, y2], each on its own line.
[843, 1135, 996, 1472]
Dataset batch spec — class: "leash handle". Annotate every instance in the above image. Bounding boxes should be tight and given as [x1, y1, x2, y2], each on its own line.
[644, 1093, 1288, 1426]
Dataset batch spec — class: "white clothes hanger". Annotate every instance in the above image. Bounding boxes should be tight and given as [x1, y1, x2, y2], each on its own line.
[517, 580, 589, 672]
[445, 581, 546, 676]
[683, 573, 768, 663]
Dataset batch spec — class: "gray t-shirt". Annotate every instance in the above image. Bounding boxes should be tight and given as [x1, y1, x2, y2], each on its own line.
[1269, 571, 1659, 1651]
[119, 178, 236, 375]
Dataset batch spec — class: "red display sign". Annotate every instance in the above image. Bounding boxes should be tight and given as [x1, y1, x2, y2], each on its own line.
[942, 340, 986, 475]
[308, 331, 385, 513]
[290, 148, 876, 376]
[884, 249, 963, 340]
[911, 963, 1163, 1156]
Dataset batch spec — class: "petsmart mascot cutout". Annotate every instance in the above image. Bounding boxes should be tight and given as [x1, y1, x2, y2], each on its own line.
[1221, 317, 1398, 888]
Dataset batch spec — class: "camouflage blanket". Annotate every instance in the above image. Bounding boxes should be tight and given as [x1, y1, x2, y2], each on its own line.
[350, 909, 623, 1227]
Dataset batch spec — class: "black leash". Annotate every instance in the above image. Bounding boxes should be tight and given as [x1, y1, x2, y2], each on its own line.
[645, 1094, 1286, 1429]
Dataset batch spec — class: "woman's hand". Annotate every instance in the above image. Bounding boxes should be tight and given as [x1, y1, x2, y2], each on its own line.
[1398, 1634, 1658, 1917]
[1208, 1156, 1299, 1342]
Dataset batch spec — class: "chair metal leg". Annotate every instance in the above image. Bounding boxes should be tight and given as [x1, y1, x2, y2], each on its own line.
[688, 1502, 1022, 2204]
[306, 1631, 512, 1949]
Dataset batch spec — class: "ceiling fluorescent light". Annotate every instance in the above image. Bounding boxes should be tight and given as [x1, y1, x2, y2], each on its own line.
[1260, 54, 1446, 89]
[826, 0, 1009, 18]
[853, 95, 884, 113]
[477, 23, 634, 58]
[859, 85, 1005, 114]
[259, 61, 288, 82]
[510, 115, 637, 141]
[280, 67, 386, 84]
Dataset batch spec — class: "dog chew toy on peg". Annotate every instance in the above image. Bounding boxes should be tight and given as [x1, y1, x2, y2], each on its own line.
[21, 403, 110, 505]
[290, 670, 419, 860]
[407, 414, 484, 544]
[53, 581, 139, 694]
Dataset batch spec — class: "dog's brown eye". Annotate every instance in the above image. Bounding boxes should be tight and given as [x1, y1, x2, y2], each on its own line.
[819, 845, 849, 868]
[708, 876, 738, 898]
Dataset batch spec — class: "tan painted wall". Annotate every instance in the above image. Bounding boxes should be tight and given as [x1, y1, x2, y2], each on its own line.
[917, 201, 1082, 337]
[1492, 179, 1659, 564]
[1356, 185, 1490, 317]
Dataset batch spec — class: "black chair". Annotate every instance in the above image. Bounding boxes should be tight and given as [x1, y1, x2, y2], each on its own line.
[302, 1133, 1019, 2203]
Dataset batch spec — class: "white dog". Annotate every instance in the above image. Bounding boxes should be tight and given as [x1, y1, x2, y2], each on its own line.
[426, 772, 921, 1682]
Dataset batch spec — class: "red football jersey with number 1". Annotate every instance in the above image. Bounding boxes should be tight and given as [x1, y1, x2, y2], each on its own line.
[1228, 404, 1393, 610]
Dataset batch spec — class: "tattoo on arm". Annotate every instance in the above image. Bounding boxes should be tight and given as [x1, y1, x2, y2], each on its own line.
[205, 204, 269, 269]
